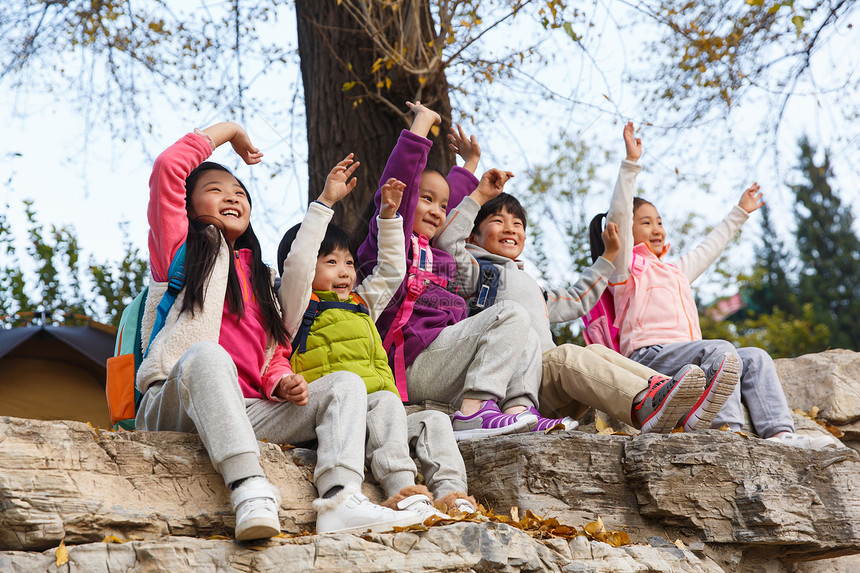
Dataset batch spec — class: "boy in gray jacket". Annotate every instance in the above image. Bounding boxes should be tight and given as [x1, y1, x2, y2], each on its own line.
[434, 170, 737, 433]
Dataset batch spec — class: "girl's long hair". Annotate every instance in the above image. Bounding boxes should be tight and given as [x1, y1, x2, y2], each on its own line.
[588, 197, 654, 263]
[182, 162, 289, 346]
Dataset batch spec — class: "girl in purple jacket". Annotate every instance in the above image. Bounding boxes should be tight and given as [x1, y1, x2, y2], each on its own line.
[357, 102, 574, 441]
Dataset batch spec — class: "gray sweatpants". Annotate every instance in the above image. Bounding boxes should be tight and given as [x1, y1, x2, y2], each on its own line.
[405, 300, 542, 411]
[365, 390, 418, 498]
[407, 410, 468, 499]
[629, 340, 794, 437]
[136, 341, 368, 495]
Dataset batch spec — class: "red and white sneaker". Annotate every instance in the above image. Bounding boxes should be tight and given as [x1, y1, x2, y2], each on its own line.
[634, 365, 705, 433]
[678, 353, 740, 432]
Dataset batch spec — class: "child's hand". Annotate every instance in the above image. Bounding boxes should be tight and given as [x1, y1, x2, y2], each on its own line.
[601, 222, 621, 263]
[318, 154, 360, 208]
[448, 124, 481, 173]
[274, 373, 309, 406]
[623, 121, 642, 163]
[738, 182, 764, 213]
[229, 126, 264, 165]
[380, 178, 406, 219]
[472, 168, 514, 205]
[406, 100, 441, 137]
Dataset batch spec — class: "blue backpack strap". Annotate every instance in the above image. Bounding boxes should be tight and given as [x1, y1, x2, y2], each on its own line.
[468, 259, 500, 316]
[144, 243, 187, 359]
[132, 289, 149, 408]
[292, 298, 369, 356]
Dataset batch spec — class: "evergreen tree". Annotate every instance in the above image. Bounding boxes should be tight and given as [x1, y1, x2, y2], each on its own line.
[743, 202, 795, 316]
[792, 137, 860, 350]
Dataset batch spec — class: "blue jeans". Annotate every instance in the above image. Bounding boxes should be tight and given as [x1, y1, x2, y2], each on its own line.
[630, 340, 794, 437]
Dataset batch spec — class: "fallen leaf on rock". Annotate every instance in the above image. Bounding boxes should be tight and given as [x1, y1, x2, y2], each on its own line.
[716, 424, 731, 431]
[595, 415, 615, 435]
[793, 407, 845, 438]
[207, 535, 232, 540]
[56, 540, 69, 566]
[510, 506, 520, 521]
[101, 535, 128, 544]
[671, 426, 685, 433]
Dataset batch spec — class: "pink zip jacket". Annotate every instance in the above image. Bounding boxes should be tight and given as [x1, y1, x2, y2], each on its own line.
[606, 159, 750, 357]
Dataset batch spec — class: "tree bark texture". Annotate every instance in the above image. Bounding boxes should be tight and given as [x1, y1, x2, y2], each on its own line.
[296, 0, 454, 235]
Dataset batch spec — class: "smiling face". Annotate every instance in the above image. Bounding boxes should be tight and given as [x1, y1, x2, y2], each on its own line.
[469, 206, 526, 260]
[188, 169, 251, 245]
[632, 202, 665, 255]
[412, 170, 450, 239]
[312, 247, 356, 301]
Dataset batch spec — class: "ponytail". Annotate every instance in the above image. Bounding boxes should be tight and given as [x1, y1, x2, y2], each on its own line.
[588, 213, 607, 263]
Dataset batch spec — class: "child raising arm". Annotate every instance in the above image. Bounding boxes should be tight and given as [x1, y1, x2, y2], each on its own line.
[591, 122, 839, 449]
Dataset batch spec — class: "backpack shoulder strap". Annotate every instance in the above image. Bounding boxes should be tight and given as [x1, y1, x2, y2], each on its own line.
[292, 294, 369, 356]
[468, 258, 500, 315]
[144, 242, 187, 359]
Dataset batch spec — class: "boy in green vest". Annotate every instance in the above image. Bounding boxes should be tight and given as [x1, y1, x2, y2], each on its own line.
[277, 155, 477, 523]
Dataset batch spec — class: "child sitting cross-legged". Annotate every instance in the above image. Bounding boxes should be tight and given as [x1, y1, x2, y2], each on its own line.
[277, 155, 477, 524]
[434, 165, 739, 433]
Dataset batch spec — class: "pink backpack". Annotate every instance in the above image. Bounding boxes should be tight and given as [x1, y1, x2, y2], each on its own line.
[581, 251, 645, 353]
[581, 289, 621, 352]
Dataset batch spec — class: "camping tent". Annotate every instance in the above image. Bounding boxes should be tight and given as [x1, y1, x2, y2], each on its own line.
[0, 321, 115, 427]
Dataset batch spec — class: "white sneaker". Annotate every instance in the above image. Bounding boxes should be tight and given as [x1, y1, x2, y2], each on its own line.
[230, 477, 282, 541]
[315, 491, 423, 534]
[396, 494, 448, 523]
[767, 433, 841, 450]
[452, 498, 476, 515]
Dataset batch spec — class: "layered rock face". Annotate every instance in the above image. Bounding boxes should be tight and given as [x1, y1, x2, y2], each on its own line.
[2, 349, 859, 572]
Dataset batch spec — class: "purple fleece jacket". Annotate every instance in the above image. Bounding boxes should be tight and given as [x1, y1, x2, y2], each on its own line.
[357, 129, 479, 369]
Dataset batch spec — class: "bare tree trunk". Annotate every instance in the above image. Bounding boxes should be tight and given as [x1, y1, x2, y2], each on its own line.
[295, 0, 454, 234]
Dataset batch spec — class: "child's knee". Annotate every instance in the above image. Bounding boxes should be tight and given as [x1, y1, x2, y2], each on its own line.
[324, 370, 367, 398]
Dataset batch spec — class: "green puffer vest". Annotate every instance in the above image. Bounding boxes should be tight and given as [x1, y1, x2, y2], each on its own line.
[290, 290, 399, 397]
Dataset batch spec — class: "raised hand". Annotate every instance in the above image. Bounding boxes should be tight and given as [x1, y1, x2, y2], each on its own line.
[601, 222, 621, 263]
[406, 100, 442, 137]
[623, 121, 642, 163]
[379, 177, 406, 219]
[274, 373, 309, 406]
[448, 123, 481, 173]
[228, 126, 264, 165]
[473, 168, 515, 205]
[318, 154, 360, 207]
[738, 182, 764, 213]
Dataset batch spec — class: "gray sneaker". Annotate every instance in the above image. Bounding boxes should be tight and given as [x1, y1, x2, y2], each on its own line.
[634, 365, 706, 433]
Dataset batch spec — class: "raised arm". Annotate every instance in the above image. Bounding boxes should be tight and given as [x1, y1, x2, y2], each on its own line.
[676, 183, 757, 282]
[606, 121, 643, 284]
[279, 155, 359, 337]
[355, 179, 408, 320]
[544, 255, 615, 323]
[356, 103, 435, 273]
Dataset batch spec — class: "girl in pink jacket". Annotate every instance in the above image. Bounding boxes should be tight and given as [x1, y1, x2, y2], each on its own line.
[588, 122, 839, 450]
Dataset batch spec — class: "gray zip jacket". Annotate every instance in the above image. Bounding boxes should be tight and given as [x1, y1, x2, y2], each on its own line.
[435, 195, 614, 353]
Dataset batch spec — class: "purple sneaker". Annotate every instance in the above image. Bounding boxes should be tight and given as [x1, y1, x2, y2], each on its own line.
[451, 401, 538, 441]
[527, 407, 578, 432]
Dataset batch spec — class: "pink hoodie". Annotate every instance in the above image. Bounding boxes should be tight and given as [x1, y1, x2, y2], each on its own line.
[147, 131, 292, 401]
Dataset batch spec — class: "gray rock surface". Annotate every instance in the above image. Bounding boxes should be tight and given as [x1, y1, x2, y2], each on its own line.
[3, 349, 860, 572]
